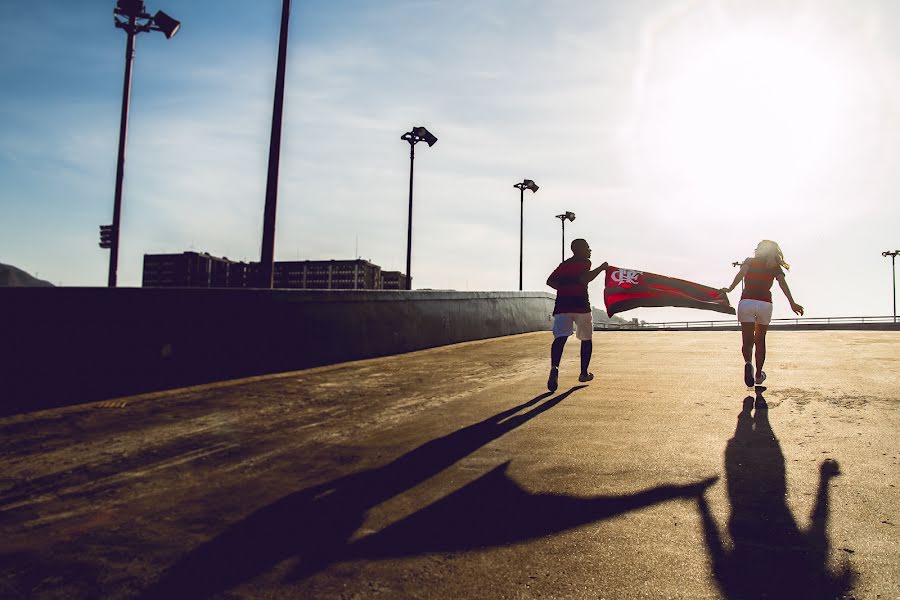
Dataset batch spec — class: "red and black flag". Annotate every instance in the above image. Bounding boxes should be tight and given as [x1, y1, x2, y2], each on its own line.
[604, 266, 734, 317]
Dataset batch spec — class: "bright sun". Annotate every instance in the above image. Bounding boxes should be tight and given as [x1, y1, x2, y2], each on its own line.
[630, 22, 859, 215]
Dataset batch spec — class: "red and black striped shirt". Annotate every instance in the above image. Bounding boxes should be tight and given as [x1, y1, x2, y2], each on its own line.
[741, 257, 784, 303]
[548, 258, 591, 315]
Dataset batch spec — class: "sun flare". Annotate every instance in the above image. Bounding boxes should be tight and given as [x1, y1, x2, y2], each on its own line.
[630, 21, 862, 214]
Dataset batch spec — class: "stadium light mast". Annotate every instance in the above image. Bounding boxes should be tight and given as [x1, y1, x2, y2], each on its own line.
[883, 250, 899, 323]
[105, 0, 180, 287]
[400, 126, 437, 290]
[732, 261, 744, 291]
[513, 179, 539, 291]
[259, 0, 292, 289]
[555, 211, 575, 261]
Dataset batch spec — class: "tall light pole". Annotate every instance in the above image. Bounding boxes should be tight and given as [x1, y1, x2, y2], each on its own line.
[883, 250, 899, 322]
[105, 0, 180, 287]
[401, 126, 437, 290]
[554, 211, 575, 261]
[732, 261, 744, 291]
[259, 0, 292, 289]
[513, 179, 539, 291]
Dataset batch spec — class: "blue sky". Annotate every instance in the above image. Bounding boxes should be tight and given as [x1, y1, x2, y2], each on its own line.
[2, 0, 899, 322]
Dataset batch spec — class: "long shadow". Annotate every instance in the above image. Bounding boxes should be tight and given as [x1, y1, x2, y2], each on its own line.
[343, 461, 715, 563]
[696, 392, 853, 599]
[144, 386, 580, 597]
[146, 386, 717, 597]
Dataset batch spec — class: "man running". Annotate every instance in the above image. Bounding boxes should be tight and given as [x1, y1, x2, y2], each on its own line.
[545, 238, 608, 392]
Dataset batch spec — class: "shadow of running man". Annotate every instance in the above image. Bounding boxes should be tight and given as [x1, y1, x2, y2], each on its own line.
[143, 387, 580, 597]
[697, 392, 853, 600]
[145, 386, 715, 597]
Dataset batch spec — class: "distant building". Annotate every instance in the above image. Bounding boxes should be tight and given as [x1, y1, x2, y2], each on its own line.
[142, 252, 405, 291]
[143, 252, 250, 288]
[381, 270, 409, 290]
[274, 260, 382, 290]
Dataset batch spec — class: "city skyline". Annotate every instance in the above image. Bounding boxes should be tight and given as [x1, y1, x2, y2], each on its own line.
[2, 1, 899, 321]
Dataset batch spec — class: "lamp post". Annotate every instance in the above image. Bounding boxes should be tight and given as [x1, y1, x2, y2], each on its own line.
[513, 179, 539, 291]
[554, 211, 575, 261]
[731, 261, 744, 291]
[883, 250, 899, 322]
[400, 126, 437, 291]
[105, 0, 180, 287]
[258, 0, 292, 289]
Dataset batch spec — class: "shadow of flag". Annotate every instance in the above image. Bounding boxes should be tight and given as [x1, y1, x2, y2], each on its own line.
[604, 266, 735, 317]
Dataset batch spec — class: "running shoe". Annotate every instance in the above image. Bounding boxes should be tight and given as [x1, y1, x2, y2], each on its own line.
[744, 363, 754, 388]
[755, 371, 767, 386]
[578, 372, 594, 383]
[547, 367, 559, 392]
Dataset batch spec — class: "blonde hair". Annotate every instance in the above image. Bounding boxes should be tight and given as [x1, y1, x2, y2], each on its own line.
[755, 240, 790, 270]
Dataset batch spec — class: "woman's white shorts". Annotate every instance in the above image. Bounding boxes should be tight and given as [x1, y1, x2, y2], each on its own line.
[737, 299, 774, 325]
[552, 312, 594, 340]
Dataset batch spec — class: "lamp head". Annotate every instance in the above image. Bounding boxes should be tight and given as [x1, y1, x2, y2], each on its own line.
[152, 10, 181, 38]
[523, 179, 539, 193]
[412, 126, 438, 147]
[115, 0, 146, 17]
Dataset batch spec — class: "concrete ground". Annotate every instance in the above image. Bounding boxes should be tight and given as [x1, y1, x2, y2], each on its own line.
[0, 331, 897, 599]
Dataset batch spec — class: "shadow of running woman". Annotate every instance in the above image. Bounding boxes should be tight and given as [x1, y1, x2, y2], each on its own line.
[696, 393, 853, 600]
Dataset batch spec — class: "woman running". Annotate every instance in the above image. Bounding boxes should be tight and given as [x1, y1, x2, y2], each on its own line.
[721, 240, 804, 387]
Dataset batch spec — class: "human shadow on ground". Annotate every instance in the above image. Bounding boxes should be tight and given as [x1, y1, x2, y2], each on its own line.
[144, 386, 715, 597]
[343, 461, 715, 563]
[143, 387, 577, 597]
[696, 392, 853, 600]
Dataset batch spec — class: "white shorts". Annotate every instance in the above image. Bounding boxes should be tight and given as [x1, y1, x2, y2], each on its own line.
[737, 299, 774, 326]
[552, 312, 594, 340]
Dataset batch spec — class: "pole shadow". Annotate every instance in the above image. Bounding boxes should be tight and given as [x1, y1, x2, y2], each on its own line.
[696, 392, 853, 599]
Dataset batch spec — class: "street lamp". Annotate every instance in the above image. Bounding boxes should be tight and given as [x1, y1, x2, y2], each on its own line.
[104, 0, 180, 287]
[513, 179, 539, 291]
[258, 0, 292, 289]
[401, 126, 437, 290]
[554, 211, 575, 261]
[731, 261, 744, 291]
[883, 250, 899, 322]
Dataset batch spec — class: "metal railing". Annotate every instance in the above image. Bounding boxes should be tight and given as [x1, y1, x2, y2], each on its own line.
[595, 315, 898, 330]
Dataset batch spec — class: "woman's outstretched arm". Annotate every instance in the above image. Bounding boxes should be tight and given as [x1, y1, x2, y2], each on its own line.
[776, 274, 804, 315]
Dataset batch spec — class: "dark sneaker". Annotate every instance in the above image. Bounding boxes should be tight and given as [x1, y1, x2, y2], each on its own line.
[547, 367, 559, 392]
[578, 372, 594, 383]
[744, 363, 754, 388]
[755, 371, 767, 386]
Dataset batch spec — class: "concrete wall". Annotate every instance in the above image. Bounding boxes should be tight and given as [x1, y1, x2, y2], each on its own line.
[1, 288, 554, 415]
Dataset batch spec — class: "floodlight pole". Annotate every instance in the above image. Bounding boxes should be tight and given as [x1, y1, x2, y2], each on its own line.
[108, 18, 137, 287]
[884, 250, 899, 323]
[513, 180, 537, 291]
[732, 261, 743, 291]
[555, 212, 574, 261]
[259, 0, 291, 288]
[107, 1, 179, 287]
[400, 126, 436, 291]
[405, 139, 415, 291]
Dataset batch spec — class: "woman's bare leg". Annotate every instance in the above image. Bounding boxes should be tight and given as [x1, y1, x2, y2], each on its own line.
[754, 324, 769, 378]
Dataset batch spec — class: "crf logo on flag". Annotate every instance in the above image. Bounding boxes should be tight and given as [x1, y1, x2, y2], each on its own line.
[604, 265, 735, 317]
[610, 269, 642, 286]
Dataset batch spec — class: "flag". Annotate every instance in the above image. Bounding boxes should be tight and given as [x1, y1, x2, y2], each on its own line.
[604, 266, 735, 317]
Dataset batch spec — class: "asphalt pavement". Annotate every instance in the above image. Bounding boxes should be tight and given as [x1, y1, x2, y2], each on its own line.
[1, 331, 897, 599]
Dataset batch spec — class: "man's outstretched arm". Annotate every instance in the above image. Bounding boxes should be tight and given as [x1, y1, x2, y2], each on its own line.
[579, 261, 609, 285]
